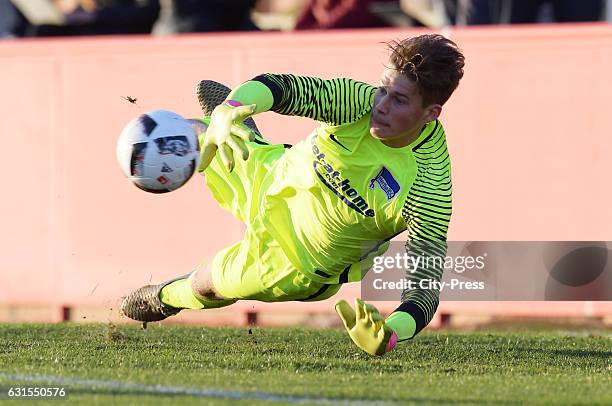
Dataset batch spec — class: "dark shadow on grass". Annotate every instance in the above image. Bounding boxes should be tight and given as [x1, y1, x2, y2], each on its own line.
[548, 349, 612, 359]
[64, 387, 393, 404]
[65, 387, 521, 405]
[516, 347, 612, 359]
[382, 398, 520, 405]
[67, 387, 182, 398]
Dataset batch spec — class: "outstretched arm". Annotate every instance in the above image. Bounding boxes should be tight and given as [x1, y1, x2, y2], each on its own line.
[198, 73, 375, 172]
[222, 73, 376, 125]
[389, 124, 452, 340]
[336, 123, 452, 356]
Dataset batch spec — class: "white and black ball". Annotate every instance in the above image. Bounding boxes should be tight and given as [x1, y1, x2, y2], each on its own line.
[116, 110, 200, 193]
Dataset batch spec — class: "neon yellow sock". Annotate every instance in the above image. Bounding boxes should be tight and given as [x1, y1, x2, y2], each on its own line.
[160, 275, 204, 309]
[159, 272, 236, 309]
[385, 312, 417, 341]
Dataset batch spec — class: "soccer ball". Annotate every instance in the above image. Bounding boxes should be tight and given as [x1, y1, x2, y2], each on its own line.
[116, 110, 200, 193]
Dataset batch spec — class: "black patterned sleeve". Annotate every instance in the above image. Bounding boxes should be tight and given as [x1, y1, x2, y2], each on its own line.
[396, 121, 452, 337]
[251, 74, 376, 126]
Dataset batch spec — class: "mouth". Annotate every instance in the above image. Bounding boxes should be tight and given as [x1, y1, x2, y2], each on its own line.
[371, 115, 387, 128]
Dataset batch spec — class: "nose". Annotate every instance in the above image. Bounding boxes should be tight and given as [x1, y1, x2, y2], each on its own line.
[375, 94, 390, 115]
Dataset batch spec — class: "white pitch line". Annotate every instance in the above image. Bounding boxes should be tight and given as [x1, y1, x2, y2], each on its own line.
[0, 373, 397, 405]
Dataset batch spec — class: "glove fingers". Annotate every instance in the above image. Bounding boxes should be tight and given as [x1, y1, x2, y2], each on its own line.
[198, 143, 217, 173]
[371, 313, 385, 335]
[231, 104, 256, 121]
[364, 304, 379, 314]
[370, 312, 384, 323]
[335, 300, 356, 329]
[366, 308, 382, 330]
[226, 135, 249, 161]
[219, 143, 235, 172]
[355, 298, 367, 321]
[230, 124, 256, 142]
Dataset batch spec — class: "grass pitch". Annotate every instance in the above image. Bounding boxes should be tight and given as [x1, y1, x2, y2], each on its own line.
[0, 323, 610, 405]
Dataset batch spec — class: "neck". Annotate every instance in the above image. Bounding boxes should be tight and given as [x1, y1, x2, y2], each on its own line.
[380, 125, 423, 148]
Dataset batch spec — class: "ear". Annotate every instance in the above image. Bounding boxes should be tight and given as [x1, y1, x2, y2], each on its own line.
[423, 104, 442, 123]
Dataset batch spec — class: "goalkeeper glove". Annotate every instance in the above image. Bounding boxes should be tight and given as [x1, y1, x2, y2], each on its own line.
[198, 100, 256, 173]
[335, 298, 398, 356]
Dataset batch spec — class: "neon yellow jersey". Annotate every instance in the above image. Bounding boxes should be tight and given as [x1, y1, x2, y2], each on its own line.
[254, 75, 452, 289]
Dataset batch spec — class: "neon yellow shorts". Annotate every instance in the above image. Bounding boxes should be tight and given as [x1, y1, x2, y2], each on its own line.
[201, 125, 341, 302]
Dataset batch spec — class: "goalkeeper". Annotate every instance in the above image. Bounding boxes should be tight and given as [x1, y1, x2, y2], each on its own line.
[122, 34, 464, 356]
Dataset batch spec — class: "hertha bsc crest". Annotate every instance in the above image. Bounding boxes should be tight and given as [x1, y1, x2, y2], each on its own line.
[369, 167, 400, 200]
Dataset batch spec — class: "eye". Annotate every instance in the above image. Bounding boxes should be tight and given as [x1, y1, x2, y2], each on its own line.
[394, 96, 407, 105]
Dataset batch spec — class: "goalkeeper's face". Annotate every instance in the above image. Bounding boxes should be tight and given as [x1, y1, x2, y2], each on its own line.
[370, 67, 441, 147]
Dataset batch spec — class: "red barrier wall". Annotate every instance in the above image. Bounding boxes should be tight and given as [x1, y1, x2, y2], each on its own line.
[1, 25, 611, 319]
